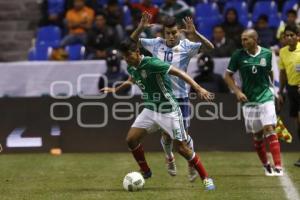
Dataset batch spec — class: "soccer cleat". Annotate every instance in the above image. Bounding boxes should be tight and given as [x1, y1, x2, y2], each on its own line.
[141, 169, 152, 179]
[166, 157, 177, 176]
[263, 164, 274, 176]
[273, 167, 283, 176]
[275, 117, 292, 143]
[203, 178, 215, 191]
[294, 159, 300, 167]
[188, 165, 198, 182]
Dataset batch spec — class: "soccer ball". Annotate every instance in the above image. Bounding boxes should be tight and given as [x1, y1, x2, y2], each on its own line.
[123, 172, 145, 191]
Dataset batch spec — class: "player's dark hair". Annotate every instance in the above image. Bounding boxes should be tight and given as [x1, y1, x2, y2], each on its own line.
[284, 24, 299, 35]
[163, 16, 177, 29]
[119, 38, 138, 53]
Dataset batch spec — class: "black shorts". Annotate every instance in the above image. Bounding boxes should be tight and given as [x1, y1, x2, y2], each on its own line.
[286, 85, 300, 117]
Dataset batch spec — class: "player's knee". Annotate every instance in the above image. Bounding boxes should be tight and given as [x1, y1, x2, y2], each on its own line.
[263, 125, 274, 133]
[176, 141, 191, 157]
[126, 135, 136, 149]
[263, 125, 276, 138]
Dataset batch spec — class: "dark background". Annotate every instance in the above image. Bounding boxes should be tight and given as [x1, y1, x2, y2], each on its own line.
[0, 94, 298, 153]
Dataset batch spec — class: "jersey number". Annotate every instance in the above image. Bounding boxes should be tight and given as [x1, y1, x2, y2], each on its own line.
[136, 80, 145, 90]
[164, 51, 173, 62]
[252, 65, 257, 74]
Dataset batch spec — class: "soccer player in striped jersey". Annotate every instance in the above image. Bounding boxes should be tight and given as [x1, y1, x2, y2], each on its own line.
[101, 38, 215, 190]
[130, 12, 214, 182]
[224, 29, 283, 176]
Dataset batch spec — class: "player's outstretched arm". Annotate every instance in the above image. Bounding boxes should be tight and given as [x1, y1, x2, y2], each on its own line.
[182, 17, 214, 51]
[169, 66, 214, 101]
[100, 77, 133, 94]
[130, 12, 152, 42]
[224, 71, 248, 102]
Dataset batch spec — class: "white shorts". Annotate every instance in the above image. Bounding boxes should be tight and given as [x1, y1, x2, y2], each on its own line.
[131, 108, 187, 141]
[242, 101, 277, 133]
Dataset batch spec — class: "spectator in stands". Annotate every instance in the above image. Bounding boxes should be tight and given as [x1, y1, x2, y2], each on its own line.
[277, 9, 299, 39]
[248, 0, 285, 13]
[50, 47, 69, 60]
[60, 0, 95, 47]
[86, 12, 120, 60]
[159, 0, 192, 25]
[209, 25, 236, 58]
[39, 0, 66, 29]
[254, 15, 277, 48]
[272, 31, 288, 56]
[221, 8, 244, 48]
[125, 0, 159, 24]
[102, 0, 126, 41]
[98, 49, 130, 94]
[191, 54, 229, 93]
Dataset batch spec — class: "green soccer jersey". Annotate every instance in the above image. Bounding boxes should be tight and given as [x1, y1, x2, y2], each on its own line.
[127, 56, 179, 113]
[227, 46, 274, 104]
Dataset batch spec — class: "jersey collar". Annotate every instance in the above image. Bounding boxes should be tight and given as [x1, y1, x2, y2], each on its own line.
[245, 46, 261, 57]
[164, 39, 181, 49]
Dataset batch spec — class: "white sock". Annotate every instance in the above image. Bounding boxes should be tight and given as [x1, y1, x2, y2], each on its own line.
[160, 136, 174, 159]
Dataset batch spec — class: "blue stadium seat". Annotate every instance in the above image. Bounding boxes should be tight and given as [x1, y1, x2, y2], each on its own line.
[28, 49, 35, 61]
[47, 0, 65, 15]
[196, 17, 221, 39]
[123, 6, 132, 29]
[36, 26, 62, 47]
[195, 2, 220, 19]
[129, 0, 140, 3]
[152, 0, 163, 6]
[195, 2, 221, 39]
[268, 14, 281, 27]
[282, 0, 299, 21]
[252, 1, 280, 27]
[28, 44, 52, 61]
[65, 44, 85, 60]
[97, 0, 108, 5]
[224, 1, 249, 27]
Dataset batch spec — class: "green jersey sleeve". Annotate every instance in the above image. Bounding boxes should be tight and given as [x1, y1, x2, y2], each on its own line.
[227, 50, 240, 73]
[149, 57, 171, 74]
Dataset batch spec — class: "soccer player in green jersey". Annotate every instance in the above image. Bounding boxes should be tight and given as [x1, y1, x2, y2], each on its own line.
[224, 29, 283, 176]
[101, 38, 215, 190]
[130, 12, 214, 182]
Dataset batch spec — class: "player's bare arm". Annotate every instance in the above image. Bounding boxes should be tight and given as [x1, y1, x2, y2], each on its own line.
[269, 71, 274, 83]
[100, 77, 133, 93]
[169, 66, 214, 101]
[224, 71, 248, 102]
[182, 17, 214, 51]
[130, 12, 152, 42]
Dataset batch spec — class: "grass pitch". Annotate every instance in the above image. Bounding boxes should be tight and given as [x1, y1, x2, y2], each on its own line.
[0, 152, 299, 200]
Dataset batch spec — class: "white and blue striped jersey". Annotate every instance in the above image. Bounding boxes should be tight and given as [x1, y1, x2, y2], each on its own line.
[140, 37, 201, 98]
